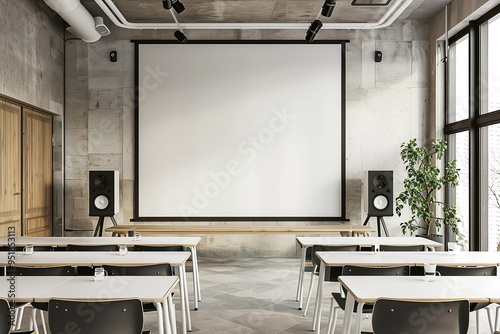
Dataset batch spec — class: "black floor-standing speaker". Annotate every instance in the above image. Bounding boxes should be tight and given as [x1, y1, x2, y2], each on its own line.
[363, 170, 393, 236]
[89, 170, 119, 236]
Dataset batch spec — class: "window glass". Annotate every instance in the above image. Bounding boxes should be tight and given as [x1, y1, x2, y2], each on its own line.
[483, 124, 500, 250]
[448, 132, 469, 250]
[448, 35, 469, 123]
[487, 15, 500, 113]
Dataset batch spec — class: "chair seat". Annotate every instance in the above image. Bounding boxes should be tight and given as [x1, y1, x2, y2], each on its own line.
[332, 292, 373, 313]
[30, 302, 48, 311]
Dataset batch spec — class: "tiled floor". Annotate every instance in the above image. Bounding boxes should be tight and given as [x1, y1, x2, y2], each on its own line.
[24, 257, 495, 333]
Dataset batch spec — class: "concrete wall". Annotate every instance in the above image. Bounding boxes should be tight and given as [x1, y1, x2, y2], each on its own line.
[0, 0, 64, 114]
[64, 21, 429, 256]
[0, 0, 65, 235]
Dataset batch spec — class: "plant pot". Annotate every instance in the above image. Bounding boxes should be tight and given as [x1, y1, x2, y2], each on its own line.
[417, 234, 444, 251]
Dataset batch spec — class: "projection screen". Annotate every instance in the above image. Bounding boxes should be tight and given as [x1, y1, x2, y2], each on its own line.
[135, 41, 346, 220]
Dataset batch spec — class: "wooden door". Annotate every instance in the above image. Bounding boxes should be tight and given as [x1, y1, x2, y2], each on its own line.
[0, 100, 22, 237]
[23, 108, 52, 236]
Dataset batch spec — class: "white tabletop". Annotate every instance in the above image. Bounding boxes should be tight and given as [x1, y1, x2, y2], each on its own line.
[35, 276, 179, 302]
[1, 251, 191, 266]
[1, 276, 73, 302]
[0, 236, 202, 247]
[297, 236, 442, 248]
[338, 275, 493, 303]
[316, 251, 500, 266]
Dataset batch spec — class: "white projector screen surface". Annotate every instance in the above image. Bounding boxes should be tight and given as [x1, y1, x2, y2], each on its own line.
[136, 42, 345, 219]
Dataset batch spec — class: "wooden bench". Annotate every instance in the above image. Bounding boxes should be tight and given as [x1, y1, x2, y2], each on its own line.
[105, 224, 375, 237]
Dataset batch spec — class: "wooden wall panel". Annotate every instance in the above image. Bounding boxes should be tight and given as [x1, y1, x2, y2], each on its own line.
[0, 100, 22, 237]
[23, 108, 52, 236]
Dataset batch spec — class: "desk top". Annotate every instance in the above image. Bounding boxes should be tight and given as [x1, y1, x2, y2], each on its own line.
[338, 276, 495, 303]
[0, 276, 178, 303]
[105, 224, 375, 234]
[0, 236, 202, 247]
[296, 236, 442, 248]
[1, 251, 191, 266]
[316, 251, 500, 266]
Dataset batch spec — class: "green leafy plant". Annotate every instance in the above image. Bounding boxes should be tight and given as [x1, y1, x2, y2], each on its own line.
[395, 139, 460, 236]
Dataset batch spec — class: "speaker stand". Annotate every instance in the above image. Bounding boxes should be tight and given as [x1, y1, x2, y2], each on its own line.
[363, 215, 389, 237]
[93, 216, 118, 237]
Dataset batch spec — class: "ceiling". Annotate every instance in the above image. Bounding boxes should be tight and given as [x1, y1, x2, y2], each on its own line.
[80, 0, 453, 29]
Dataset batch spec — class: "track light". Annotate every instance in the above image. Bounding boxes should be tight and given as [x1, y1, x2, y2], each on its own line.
[321, 0, 336, 17]
[305, 19, 322, 42]
[174, 30, 187, 43]
[162, 0, 172, 10]
[172, 0, 185, 14]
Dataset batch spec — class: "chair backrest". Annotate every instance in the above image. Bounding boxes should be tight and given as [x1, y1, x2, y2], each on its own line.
[342, 265, 411, 277]
[339, 265, 410, 297]
[311, 244, 359, 267]
[48, 298, 144, 334]
[436, 265, 497, 276]
[371, 298, 469, 334]
[103, 263, 173, 276]
[8, 265, 75, 276]
[66, 244, 119, 251]
[0, 245, 53, 252]
[0, 298, 12, 334]
[379, 245, 426, 252]
[133, 245, 184, 252]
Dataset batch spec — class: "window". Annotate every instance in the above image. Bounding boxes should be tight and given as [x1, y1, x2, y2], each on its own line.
[445, 6, 500, 250]
[481, 15, 500, 114]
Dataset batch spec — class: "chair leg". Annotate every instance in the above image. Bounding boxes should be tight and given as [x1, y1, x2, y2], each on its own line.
[30, 308, 38, 334]
[326, 298, 339, 334]
[496, 306, 500, 331]
[355, 302, 365, 334]
[486, 306, 494, 333]
[39, 310, 48, 334]
[303, 271, 316, 316]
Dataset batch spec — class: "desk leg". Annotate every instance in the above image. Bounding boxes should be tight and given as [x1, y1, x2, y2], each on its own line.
[155, 302, 165, 334]
[312, 262, 325, 333]
[159, 300, 172, 334]
[342, 293, 355, 334]
[297, 246, 307, 308]
[168, 294, 177, 334]
[189, 246, 201, 306]
[179, 264, 192, 332]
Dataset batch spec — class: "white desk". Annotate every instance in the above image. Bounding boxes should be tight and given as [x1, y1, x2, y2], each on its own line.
[1, 251, 192, 334]
[311, 251, 500, 333]
[0, 235, 202, 309]
[0, 276, 179, 334]
[295, 237, 441, 309]
[338, 275, 499, 334]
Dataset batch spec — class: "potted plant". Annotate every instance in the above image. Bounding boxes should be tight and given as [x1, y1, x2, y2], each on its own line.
[395, 139, 460, 241]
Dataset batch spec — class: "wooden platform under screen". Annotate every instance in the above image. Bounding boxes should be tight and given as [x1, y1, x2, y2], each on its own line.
[106, 224, 375, 237]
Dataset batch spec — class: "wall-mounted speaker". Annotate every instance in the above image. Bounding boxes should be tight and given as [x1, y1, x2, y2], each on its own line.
[89, 170, 119, 216]
[364, 170, 393, 216]
[110, 50, 117, 62]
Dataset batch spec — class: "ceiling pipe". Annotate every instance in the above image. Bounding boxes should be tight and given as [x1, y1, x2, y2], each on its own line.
[94, 0, 413, 30]
[43, 0, 106, 42]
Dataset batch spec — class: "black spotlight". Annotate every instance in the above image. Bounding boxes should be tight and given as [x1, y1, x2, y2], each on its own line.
[172, 0, 185, 14]
[305, 19, 323, 42]
[321, 0, 336, 17]
[174, 30, 187, 43]
[162, 0, 172, 9]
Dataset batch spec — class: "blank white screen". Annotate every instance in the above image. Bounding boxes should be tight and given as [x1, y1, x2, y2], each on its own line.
[137, 43, 344, 219]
